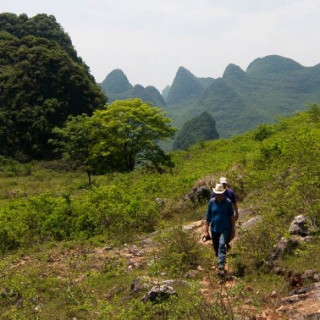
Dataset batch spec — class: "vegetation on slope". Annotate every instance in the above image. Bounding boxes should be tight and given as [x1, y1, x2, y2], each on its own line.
[100, 69, 167, 108]
[173, 111, 219, 150]
[0, 106, 318, 254]
[0, 13, 107, 161]
[0, 102, 319, 317]
[164, 55, 320, 141]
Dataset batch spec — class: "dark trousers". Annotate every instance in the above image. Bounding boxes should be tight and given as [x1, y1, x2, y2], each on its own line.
[211, 230, 230, 268]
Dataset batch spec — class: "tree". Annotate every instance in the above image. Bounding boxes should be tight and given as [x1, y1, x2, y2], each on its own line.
[90, 99, 176, 172]
[51, 114, 95, 185]
[52, 99, 176, 182]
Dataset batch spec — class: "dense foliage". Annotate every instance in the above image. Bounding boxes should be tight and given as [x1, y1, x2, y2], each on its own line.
[52, 99, 176, 177]
[0, 13, 79, 63]
[173, 111, 219, 150]
[0, 13, 107, 160]
[1, 106, 319, 254]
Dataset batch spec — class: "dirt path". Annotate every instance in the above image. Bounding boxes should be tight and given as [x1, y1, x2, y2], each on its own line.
[182, 209, 284, 320]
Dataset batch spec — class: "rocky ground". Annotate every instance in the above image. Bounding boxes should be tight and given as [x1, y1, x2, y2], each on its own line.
[2, 208, 319, 319]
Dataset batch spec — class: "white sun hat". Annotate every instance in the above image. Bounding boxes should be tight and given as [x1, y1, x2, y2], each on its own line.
[219, 177, 227, 184]
[213, 183, 226, 194]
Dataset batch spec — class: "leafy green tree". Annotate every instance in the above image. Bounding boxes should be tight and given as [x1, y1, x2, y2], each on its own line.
[90, 99, 176, 172]
[52, 99, 176, 181]
[51, 114, 95, 184]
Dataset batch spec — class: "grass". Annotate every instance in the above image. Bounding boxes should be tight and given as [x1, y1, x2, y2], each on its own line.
[279, 236, 320, 273]
[0, 107, 319, 318]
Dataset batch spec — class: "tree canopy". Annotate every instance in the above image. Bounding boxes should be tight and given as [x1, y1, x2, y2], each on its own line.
[52, 99, 176, 177]
[0, 14, 107, 160]
[0, 13, 80, 63]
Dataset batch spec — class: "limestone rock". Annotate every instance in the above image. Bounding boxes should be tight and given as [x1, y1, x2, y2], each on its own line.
[277, 282, 320, 319]
[240, 216, 262, 231]
[184, 186, 211, 204]
[268, 237, 299, 262]
[289, 215, 312, 236]
[141, 285, 177, 303]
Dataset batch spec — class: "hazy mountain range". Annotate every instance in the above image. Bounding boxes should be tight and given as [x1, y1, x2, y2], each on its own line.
[99, 69, 167, 109]
[101, 55, 320, 140]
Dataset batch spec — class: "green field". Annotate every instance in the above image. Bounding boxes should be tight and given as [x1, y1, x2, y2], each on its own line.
[0, 107, 319, 319]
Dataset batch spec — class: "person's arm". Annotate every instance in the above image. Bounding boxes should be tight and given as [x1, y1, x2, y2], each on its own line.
[233, 201, 239, 221]
[229, 189, 239, 221]
[230, 215, 236, 241]
[204, 200, 212, 236]
[204, 221, 210, 237]
[228, 200, 236, 240]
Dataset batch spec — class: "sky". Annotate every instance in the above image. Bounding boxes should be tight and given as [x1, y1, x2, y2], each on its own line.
[1, 0, 320, 91]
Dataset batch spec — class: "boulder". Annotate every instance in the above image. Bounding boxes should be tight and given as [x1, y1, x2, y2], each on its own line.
[184, 186, 211, 204]
[182, 220, 204, 231]
[141, 285, 177, 303]
[302, 270, 316, 280]
[268, 237, 299, 262]
[289, 215, 312, 236]
[277, 282, 320, 319]
[130, 278, 148, 294]
[239, 216, 262, 232]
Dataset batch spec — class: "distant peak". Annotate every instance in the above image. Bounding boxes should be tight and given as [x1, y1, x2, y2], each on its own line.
[177, 66, 188, 71]
[161, 85, 171, 100]
[246, 55, 303, 75]
[101, 69, 132, 93]
[133, 84, 144, 90]
[105, 69, 127, 79]
[223, 64, 246, 80]
[166, 66, 204, 105]
[176, 66, 194, 77]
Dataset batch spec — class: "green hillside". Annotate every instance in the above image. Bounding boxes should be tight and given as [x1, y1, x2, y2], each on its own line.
[165, 55, 320, 141]
[0, 13, 80, 63]
[173, 111, 219, 150]
[0, 106, 319, 318]
[0, 13, 107, 161]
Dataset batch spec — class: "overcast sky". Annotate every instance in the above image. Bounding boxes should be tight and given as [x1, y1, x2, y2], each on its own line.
[1, 0, 320, 91]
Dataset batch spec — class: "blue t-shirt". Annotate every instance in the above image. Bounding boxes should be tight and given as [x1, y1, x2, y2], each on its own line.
[212, 188, 236, 205]
[206, 197, 234, 233]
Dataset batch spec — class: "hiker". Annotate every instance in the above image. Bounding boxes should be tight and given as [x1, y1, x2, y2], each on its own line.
[204, 183, 236, 275]
[212, 177, 239, 221]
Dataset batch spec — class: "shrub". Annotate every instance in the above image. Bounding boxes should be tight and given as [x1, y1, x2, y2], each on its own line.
[150, 227, 207, 277]
[0, 185, 159, 252]
[253, 124, 274, 141]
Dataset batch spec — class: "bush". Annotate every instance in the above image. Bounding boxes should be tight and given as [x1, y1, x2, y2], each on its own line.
[149, 227, 207, 277]
[253, 124, 274, 141]
[0, 186, 159, 252]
